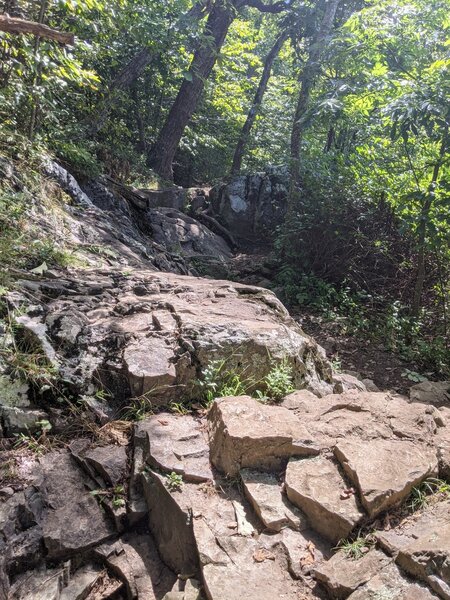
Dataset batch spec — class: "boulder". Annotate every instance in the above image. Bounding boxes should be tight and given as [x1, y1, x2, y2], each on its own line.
[208, 396, 320, 476]
[410, 381, 450, 407]
[210, 168, 289, 239]
[334, 438, 438, 517]
[333, 373, 367, 394]
[285, 456, 365, 544]
[148, 207, 231, 259]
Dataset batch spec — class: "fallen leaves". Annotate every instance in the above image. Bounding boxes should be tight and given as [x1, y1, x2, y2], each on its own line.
[253, 547, 276, 563]
[299, 541, 316, 569]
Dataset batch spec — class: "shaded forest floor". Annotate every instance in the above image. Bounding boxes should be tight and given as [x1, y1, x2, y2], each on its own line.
[296, 311, 419, 395]
[226, 248, 433, 395]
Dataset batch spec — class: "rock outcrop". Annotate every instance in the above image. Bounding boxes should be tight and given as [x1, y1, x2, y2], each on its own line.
[5, 269, 332, 419]
[209, 166, 288, 240]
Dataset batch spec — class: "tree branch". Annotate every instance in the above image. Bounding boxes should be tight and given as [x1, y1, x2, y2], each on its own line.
[242, 0, 287, 13]
[0, 14, 74, 45]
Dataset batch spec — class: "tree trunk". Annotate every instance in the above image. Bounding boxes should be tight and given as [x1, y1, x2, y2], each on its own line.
[28, 0, 48, 140]
[231, 29, 288, 175]
[411, 125, 448, 316]
[147, 0, 235, 181]
[289, 0, 341, 202]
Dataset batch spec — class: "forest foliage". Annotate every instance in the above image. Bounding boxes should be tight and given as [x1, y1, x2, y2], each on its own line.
[0, 0, 449, 375]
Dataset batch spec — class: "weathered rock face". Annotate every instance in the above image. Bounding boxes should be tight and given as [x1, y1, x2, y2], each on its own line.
[148, 207, 231, 260]
[377, 501, 450, 599]
[410, 380, 450, 407]
[285, 456, 364, 544]
[314, 548, 392, 598]
[7, 269, 332, 411]
[209, 166, 288, 239]
[334, 438, 438, 518]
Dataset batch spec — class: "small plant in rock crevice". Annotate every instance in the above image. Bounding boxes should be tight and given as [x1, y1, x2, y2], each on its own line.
[197, 356, 296, 407]
[165, 471, 183, 492]
[122, 394, 154, 421]
[90, 484, 126, 509]
[334, 532, 375, 560]
[13, 420, 53, 455]
[262, 360, 295, 401]
[408, 478, 450, 512]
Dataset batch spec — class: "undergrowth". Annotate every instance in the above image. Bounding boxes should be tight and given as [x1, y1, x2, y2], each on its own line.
[335, 532, 375, 560]
[197, 356, 295, 407]
[276, 269, 449, 377]
[408, 478, 450, 512]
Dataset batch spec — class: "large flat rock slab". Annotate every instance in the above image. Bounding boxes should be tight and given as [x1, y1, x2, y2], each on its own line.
[334, 438, 438, 517]
[285, 456, 365, 544]
[138, 413, 213, 482]
[208, 396, 320, 476]
[377, 501, 450, 599]
[281, 391, 441, 448]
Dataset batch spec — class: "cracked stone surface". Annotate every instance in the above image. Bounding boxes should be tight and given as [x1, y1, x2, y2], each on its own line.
[347, 562, 440, 599]
[7, 269, 333, 408]
[334, 438, 438, 518]
[241, 469, 307, 532]
[138, 413, 213, 482]
[285, 455, 365, 544]
[314, 548, 392, 598]
[208, 396, 320, 476]
[377, 501, 450, 599]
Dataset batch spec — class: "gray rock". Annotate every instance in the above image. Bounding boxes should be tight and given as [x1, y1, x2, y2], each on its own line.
[38, 452, 116, 558]
[9, 270, 333, 408]
[410, 381, 450, 407]
[314, 548, 392, 598]
[139, 413, 213, 482]
[210, 169, 288, 239]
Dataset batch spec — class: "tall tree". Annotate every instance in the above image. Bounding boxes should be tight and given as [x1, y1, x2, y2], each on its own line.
[147, 0, 287, 181]
[289, 0, 341, 202]
[231, 27, 288, 174]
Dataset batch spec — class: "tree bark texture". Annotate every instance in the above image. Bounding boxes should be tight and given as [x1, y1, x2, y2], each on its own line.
[147, 0, 234, 181]
[0, 14, 74, 44]
[289, 0, 341, 201]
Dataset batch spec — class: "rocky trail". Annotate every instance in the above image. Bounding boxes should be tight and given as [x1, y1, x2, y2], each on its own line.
[1, 161, 449, 600]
